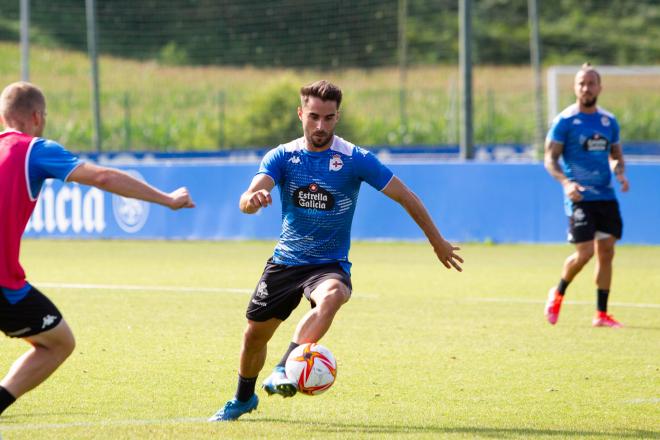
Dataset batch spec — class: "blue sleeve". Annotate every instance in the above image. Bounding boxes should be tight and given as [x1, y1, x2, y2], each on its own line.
[353, 147, 394, 191]
[28, 139, 82, 198]
[257, 147, 285, 185]
[611, 117, 621, 145]
[547, 116, 568, 144]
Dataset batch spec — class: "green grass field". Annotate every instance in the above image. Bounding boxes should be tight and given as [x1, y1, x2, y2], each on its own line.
[0, 240, 658, 439]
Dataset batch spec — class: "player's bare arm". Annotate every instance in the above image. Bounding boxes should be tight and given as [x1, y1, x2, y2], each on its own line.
[240, 174, 275, 214]
[544, 140, 584, 202]
[68, 162, 195, 210]
[382, 176, 463, 272]
[609, 143, 629, 192]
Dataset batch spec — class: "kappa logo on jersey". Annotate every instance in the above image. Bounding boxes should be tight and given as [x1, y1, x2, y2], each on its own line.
[601, 116, 610, 127]
[583, 133, 609, 152]
[329, 154, 343, 171]
[289, 155, 301, 164]
[293, 183, 335, 211]
[256, 281, 269, 298]
[572, 118, 582, 125]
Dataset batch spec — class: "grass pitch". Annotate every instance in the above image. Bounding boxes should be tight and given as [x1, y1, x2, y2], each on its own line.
[0, 240, 658, 439]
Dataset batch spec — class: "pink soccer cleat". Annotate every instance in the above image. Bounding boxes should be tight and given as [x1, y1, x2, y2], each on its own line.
[544, 287, 563, 325]
[592, 312, 623, 328]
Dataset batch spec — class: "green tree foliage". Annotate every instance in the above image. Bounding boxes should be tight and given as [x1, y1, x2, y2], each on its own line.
[0, 0, 657, 66]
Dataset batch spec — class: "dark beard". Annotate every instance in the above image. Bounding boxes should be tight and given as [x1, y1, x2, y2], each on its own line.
[581, 96, 598, 107]
[310, 132, 333, 149]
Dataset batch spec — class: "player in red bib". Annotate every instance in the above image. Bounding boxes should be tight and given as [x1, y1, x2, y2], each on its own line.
[0, 82, 195, 416]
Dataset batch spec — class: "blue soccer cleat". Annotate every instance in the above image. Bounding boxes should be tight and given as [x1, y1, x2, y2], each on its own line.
[262, 366, 297, 398]
[208, 394, 259, 421]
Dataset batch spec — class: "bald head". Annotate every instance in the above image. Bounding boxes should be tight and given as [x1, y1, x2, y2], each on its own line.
[0, 82, 47, 135]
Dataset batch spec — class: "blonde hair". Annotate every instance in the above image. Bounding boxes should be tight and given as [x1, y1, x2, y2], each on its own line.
[0, 82, 46, 125]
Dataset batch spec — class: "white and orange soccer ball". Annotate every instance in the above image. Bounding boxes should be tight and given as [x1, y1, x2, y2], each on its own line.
[285, 343, 337, 395]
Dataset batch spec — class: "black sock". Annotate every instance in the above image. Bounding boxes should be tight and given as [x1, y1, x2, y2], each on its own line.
[0, 386, 16, 415]
[557, 278, 570, 296]
[597, 289, 610, 313]
[235, 374, 257, 402]
[276, 342, 300, 368]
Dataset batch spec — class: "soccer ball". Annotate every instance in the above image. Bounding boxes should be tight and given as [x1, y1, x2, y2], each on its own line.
[285, 343, 337, 395]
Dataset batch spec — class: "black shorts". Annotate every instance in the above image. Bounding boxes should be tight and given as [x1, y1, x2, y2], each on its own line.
[0, 285, 63, 338]
[568, 200, 623, 244]
[246, 259, 352, 322]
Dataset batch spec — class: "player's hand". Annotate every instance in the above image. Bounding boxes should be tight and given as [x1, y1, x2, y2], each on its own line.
[617, 174, 630, 192]
[433, 239, 463, 272]
[563, 181, 585, 202]
[245, 189, 272, 212]
[167, 187, 195, 210]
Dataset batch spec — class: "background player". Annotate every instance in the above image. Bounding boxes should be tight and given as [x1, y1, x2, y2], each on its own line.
[209, 80, 463, 421]
[543, 63, 629, 328]
[0, 81, 195, 416]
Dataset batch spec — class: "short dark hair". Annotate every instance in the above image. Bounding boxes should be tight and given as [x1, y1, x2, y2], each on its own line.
[578, 62, 601, 84]
[300, 80, 342, 108]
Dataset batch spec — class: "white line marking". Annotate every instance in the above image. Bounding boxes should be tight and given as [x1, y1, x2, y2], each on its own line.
[34, 282, 378, 299]
[35, 282, 252, 294]
[0, 417, 207, 431]
[31, 282, 657, 308]
[624, 397, 660, 404]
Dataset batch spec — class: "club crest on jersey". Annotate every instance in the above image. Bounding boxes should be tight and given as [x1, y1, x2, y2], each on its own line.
[294, 183, 335, 211]
[329, 154, 343, 171]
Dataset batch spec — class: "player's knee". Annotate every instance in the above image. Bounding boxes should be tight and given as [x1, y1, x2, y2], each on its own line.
[59, 331, 76, 360]
[242, 325, 270, 349]
[597, 246, 615, 262]
[575, 249, 594, 265]
[317, 286, 350, 313]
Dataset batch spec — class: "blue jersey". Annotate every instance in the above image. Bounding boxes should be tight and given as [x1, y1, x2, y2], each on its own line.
[28, 138, 82, 199]
[547, 104, 620, 212]
[258, 136, 394, 273]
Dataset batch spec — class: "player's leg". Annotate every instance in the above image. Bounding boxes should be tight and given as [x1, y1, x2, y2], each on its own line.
[591, 201, 624, 328]
[562, 241, 596, 283]
[264, 265, 351, 398]
[293, 279, 350, 343]
[0, 285, 73, 416]
[211, 260, 303, 421]
[1, 320, 75, 399]
[209, 318, 280, 422]
[545, 241, 595, 325]
[545, 203, 597, 325]
[239, 318, 282, 384]
[592, 236, 622, 327]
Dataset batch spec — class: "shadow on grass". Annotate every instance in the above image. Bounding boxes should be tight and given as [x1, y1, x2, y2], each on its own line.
[250, 418, 659, 438]
[621, 325, 660, 331]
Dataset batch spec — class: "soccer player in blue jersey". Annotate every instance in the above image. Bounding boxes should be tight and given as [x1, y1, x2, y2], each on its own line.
[0, 82, 194, 416]
[210, 80, 463, 421]
[543, 64, 629, 328]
